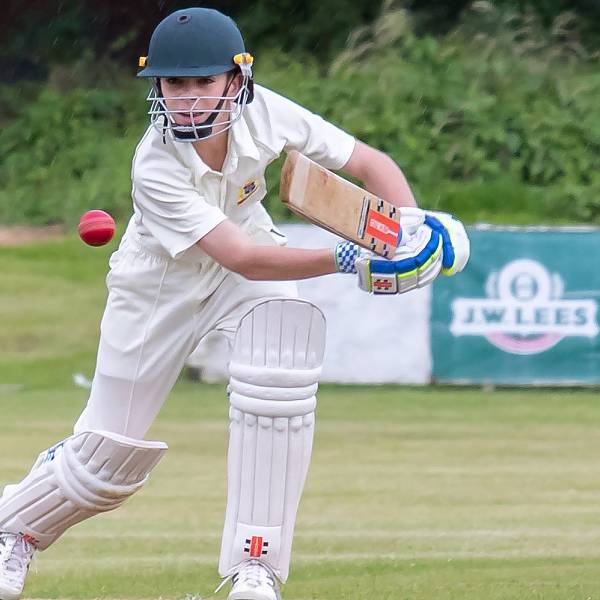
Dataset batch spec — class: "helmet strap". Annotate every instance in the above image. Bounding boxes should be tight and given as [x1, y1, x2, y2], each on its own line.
[153, 79, 169, 144]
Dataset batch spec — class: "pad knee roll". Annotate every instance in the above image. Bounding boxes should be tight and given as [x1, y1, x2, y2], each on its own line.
[219, 299, 326, 582]
[0, 430, 167, 549]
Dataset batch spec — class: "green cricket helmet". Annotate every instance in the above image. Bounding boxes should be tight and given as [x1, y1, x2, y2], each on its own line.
[137, 7, 254, 142]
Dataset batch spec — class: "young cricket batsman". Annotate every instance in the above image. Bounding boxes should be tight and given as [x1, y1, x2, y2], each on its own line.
[0, 8, 469, 600]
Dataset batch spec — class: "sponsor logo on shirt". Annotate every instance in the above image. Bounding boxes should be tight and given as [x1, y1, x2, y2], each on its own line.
[238, 180, 259, 205]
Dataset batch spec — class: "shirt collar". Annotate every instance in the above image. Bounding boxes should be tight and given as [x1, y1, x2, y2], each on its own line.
[170, 114, 260, 178]
[229, 114, 260, 162]
[171, 137, 210, 178]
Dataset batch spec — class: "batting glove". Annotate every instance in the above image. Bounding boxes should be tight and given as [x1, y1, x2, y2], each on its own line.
[335, 208, 469, 294]
[355, 223, 443, 294]
[334, 207, 427, 275]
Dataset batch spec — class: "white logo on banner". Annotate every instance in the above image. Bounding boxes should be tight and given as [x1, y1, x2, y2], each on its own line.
[450, 259, 599, 355]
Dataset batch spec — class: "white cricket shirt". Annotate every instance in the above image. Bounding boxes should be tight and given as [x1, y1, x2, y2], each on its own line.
[124, 84, 355, 295]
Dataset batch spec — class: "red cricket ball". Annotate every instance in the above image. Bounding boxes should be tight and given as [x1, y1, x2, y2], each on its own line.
[78, 209, 115, 246]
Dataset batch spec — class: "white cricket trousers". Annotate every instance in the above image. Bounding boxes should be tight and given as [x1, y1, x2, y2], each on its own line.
[74, 235, 297, 438]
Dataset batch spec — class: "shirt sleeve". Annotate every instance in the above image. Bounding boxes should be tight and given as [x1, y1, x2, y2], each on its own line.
[260, 87, 356, 170]
[132, 156, 227, 259]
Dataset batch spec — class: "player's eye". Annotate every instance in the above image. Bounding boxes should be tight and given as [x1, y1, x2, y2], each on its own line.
[165, 77, 183, 86]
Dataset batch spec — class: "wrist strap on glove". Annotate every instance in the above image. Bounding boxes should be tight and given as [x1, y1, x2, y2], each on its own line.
[335, 241, 361, 274]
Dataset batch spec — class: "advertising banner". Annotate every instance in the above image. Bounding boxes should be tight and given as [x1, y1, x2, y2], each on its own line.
[432, 226, 600, 384]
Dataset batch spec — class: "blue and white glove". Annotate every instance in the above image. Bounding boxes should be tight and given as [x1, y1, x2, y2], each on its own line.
[334, 206, 425, 274]
[424, 211, 470, 276]
[335, 208, 470, 294]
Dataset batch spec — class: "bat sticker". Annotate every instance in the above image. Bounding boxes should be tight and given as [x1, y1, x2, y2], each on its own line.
[365, 210, 401, 247]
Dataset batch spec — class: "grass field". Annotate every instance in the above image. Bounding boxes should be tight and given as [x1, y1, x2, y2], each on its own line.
[2, 237, 600, 599]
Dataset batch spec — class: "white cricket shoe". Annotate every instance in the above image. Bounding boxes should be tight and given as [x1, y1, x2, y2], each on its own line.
[227, 559, 281, 600]
[0, 533, 35, 600]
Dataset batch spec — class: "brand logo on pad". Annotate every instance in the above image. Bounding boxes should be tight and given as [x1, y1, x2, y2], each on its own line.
[244, 536, 268, 557]
[238, 180, 258, 205]
[41, 440, 66, 464]
[372, 275, 397, 294]
[450, 259, 598, 355]
[20, 533, 39, 546]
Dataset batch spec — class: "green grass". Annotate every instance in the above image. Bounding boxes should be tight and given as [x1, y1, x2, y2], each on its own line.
[2, 385, 600, 599]
[2, 238, 600, 599]
[0, 234, 119, 389]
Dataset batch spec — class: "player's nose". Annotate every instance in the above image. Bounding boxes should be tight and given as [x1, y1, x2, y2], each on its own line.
[174, 94, 201, 111]
[180, 80, 207, 97]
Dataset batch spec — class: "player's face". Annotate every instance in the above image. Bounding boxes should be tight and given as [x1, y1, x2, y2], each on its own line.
[159, 74, 240, 126]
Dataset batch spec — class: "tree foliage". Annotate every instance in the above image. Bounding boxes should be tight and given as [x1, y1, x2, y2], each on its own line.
[2, 0, 600, 83]
[0, 0, 381, 82]
[0, 2, 598, 226]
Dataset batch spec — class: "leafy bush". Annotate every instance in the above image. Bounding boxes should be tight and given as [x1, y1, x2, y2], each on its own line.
[322, 1, 600, 223]
[1, 2, 598, 227]
[0, 84, 145, 226]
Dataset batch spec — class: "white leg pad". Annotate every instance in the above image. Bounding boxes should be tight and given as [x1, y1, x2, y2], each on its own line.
[219, 299, 326, 582]
[0, 430, 167, 549]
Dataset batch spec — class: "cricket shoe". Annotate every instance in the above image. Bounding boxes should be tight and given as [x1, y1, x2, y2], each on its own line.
[227, 559, 281, 600]
[0, 532, 36, 600]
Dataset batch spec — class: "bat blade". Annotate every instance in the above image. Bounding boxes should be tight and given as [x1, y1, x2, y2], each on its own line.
[279, 151, 401, 257]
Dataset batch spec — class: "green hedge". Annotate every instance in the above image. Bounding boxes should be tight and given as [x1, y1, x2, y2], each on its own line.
[1, 4, 598, 227]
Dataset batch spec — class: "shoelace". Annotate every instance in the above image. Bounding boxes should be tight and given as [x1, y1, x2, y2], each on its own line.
[214, 560, 275, 594]
[214, 574, 232, 594]
[240, 561, 268, 587]
[0, 534, 35, 586]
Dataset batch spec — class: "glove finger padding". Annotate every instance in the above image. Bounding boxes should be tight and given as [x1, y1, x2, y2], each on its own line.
[424, 211, 470, 275]
[398, 206, 426, 241]
[355, 224, 443, 294]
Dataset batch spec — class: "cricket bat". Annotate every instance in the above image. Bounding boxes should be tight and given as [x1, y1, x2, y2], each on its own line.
[279, 150, 401, 258]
